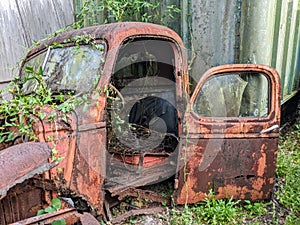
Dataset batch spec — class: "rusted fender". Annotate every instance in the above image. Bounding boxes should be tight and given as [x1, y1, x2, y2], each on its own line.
[0, 142, 54, 200]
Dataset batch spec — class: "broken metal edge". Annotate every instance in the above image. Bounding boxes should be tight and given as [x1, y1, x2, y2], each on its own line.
[0, 142, 57, 200]
[0, 161, 58, 200]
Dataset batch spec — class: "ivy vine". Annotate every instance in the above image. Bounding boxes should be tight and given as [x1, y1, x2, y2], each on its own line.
[0, 65, 88, 145]
[74, 0, 180, 28]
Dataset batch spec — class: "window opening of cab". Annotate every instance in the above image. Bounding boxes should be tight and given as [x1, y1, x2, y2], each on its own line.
[21, 44, 105, 94]
[193, 72, 270, 118]
[106, 38, 179, 159]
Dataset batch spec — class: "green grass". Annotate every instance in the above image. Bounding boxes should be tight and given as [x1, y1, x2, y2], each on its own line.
[170, 196, 270, 225]
[275, 123, 300, 224]
[170, 192, 241, 225]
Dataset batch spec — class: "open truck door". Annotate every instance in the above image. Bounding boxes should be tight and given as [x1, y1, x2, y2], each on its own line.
[175, 64, 281, 204]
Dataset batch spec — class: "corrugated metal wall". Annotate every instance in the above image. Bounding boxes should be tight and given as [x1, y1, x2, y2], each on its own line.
[187, 0, 238, 82]
[186, 0, 300, 102]
[0, 0, 74, 88]
[239, 0, 300, 102]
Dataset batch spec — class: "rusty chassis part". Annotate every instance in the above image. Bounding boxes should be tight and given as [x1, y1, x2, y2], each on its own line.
[104, 186, 170, 223]
[11, 208, 77, 225]
[11, 208, 100, 225]
[111, 187, 171, 204]
[110, 207, 165, 224]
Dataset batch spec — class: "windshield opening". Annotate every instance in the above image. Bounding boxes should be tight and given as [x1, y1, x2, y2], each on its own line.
[21, 44, 105, 94]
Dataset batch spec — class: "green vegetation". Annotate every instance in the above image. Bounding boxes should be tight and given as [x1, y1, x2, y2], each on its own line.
[242, 200, 267, 217]
[171, 193, 241, 225]
[0, 66, 85, 144]
[169, 194, 269, 225]
[0, 33, 104, 145]
[37, 198, 66, 225]
[74, 0, 180, 28]
[276, 123, 300, 224]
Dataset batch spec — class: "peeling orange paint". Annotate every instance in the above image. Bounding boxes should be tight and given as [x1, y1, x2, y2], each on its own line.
[257, 146, 266, 177]
[252, 177, 265, 190]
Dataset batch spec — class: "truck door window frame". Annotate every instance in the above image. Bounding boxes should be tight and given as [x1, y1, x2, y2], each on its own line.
[188, 65, 281, 126]
[192, 72, 270, 119]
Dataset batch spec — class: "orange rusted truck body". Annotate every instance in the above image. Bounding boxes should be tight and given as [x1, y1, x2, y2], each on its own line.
[0, 22, 281, 224]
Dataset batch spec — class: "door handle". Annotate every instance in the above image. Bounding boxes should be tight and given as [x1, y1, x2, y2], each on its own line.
[260, 125, 279, 134]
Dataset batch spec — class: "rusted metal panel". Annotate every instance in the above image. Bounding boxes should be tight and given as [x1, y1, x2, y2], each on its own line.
[0, 142, 53, 199]
[69, 129, 106, 214]
[175, 138, 278, 204]
[7, 202, 100, 225]
[0, 142, 57, 224]
[106, 153, 177, 193]
[31, 102, 107, 214]
[32, 106, 78, 187]
[79, 212, 102, 225]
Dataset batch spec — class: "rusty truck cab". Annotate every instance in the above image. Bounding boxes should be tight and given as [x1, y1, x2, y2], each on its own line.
[0, 22, 281, 224]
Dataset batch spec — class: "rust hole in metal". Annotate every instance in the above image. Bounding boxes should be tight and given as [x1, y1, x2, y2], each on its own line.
[234, 175, 256, 179]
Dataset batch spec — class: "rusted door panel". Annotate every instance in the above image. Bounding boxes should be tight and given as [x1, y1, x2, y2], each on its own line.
[174, 64, 281, 203]
[176, 138, 278, 204]
[31, 95, 107, 214]
[70, 129, 106, 213]
[68, 95, 107, 214]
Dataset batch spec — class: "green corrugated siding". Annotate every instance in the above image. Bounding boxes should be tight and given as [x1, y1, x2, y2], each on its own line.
[278, 0, 300, 101]
[289, 5, 300, 94]
[271, 0, 283, 69]
[281, 1, 293, 97]
[239, 0, 300, 102]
